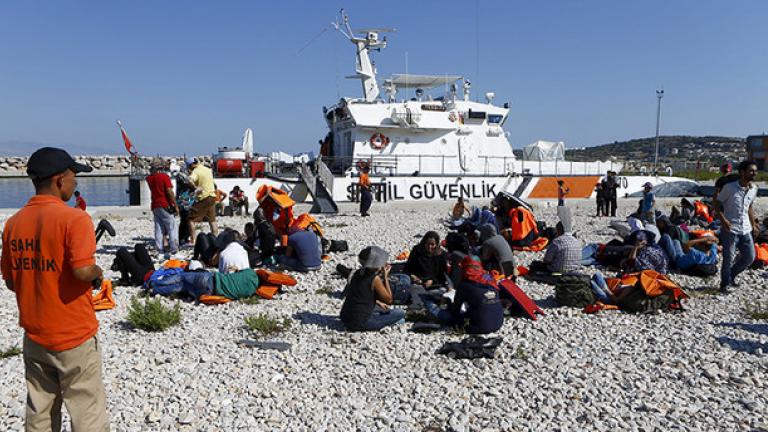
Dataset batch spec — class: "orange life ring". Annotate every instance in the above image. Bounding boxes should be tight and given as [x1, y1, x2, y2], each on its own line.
[370, 133, 389, 150]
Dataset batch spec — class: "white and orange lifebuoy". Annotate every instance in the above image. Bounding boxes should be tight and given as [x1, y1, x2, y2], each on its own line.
[369, 133, 390, 150]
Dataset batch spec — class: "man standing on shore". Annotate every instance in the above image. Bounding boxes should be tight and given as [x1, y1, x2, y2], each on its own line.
[146, 157, 179, 256]
[714, 160, 758, 293]
[186, 158, 219, 244]
[1, 147, 109, 431]
[604, 171, 619, 217]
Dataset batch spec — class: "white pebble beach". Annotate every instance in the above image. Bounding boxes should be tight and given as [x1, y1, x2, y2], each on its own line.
[1, 198, 767, 431]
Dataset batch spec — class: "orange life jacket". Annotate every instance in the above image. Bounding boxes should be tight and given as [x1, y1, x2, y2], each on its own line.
[606, 270, 687, 302]
[290, 213, 325, 237]
[507, 207, 539, 247]
[256, 269, 298, 286]
[755, 243, 768, 264]
[256, 185, 296, 236]
[693, 201, 713, 223]
[92, 279, 115, 311]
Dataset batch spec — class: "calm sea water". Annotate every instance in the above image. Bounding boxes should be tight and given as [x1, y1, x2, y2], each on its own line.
[0, 177, 129, 209]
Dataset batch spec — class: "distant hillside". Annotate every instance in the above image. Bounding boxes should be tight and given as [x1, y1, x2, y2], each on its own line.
[564, 136, 745, 163]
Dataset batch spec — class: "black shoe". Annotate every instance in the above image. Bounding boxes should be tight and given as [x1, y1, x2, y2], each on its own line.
[719, 285, 732, 294]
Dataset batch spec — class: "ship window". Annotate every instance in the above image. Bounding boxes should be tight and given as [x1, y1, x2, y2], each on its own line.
[488, 114, 503, 124]
[467, 109, 486, 119]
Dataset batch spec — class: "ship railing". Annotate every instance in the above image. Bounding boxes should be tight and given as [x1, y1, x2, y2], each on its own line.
[321, 155, 620, 177]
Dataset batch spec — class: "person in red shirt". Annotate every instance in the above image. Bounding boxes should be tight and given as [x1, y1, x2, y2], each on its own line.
[228, 185, 249, 216]
[73, 190, 87, 210]
[146, 158, 179, 255]
[1, 147, 109, 431]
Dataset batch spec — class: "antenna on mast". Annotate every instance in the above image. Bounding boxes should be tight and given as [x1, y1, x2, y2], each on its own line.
[331, 9, 394, 102]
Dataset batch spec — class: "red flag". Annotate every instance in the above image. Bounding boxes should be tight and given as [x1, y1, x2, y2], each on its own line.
[116, 121, 136, 155]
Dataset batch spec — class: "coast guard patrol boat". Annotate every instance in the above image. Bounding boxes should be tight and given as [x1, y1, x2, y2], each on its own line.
[133, 11, 694, 209]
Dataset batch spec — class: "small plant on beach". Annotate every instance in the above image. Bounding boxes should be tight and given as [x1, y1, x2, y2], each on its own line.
[315, 284, 335, 296]
[126, 296, 181, 332]
[745, 302, 768, 320]
[245, 314, 292, 337]
[515, 346, 529, 361]
[689, 287, 722, 297]
[241, 295, 261, 305]
[0, 346, 21, 359]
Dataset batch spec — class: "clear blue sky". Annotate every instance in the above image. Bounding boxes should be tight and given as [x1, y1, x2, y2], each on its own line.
[1, 1, 766, 156]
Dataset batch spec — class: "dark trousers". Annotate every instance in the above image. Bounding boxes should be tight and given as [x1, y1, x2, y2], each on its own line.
[193, 232, 217, 265]
[596, 199, 605, 216]
[115, 244, 154, 285]
[604, 196, 617, 217]
[255, 223, 276, 260]
[178, 208, 191, 245]
[360, 188, 373, 215]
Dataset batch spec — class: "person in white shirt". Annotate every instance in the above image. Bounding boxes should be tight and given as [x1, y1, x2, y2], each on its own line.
[714, 160, 759, 293]
[217, 238, 251, 274]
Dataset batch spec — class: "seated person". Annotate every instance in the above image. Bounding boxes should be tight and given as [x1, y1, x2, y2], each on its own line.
[622, 230, 669, 275]
[248, 208, 277, 261]
[455, 206, 496, 232]
[340, 246, 405, 331]
[659, 233, 718, 271]
[277, 228, 322, 272]
[193, 232, 220, 267]
[445, 231, 472, 287]
[229, 185, 249, 216]
[478, 224, 516, 277]
[529, 222, 582, 274]
[451, 197, 471, 220]
[216, 229, 251, 273]
[421, 256, 504, 335]
[405, 231, 448, 288]
[112, 243, 155, 285]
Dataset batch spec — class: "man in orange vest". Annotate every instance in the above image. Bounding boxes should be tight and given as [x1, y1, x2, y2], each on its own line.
[359, 163, 373, 217]
[1, 147, 110, 431]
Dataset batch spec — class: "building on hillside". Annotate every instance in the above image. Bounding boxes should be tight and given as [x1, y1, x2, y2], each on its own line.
[747, 135, 768, 170]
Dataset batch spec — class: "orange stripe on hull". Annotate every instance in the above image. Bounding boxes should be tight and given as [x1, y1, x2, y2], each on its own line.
[527, 176, 600, 199]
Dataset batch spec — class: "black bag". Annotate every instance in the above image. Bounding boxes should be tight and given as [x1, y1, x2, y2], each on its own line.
[329, 240, 349, 253]
[617, 289, 676, 314]
[436, 336, 503, 359]
[554, 274, 595, 307]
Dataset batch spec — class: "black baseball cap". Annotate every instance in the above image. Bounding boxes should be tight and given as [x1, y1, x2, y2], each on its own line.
[26, 147, 93, 179]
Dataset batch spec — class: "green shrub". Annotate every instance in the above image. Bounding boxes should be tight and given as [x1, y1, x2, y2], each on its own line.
[126, 296, 181, 332]
[746, 302, 768, 320]
[244, 314, 291, 337]
[240, 295, 261, 305]
[0, 346, 21, 359]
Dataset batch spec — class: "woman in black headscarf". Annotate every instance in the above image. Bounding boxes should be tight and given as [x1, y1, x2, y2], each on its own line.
[405, 231, 448, 288]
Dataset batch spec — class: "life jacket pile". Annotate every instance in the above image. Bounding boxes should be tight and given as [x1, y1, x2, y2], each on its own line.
[506, 207, 548, 251]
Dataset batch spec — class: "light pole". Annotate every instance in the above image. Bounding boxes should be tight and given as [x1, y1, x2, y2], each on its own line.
[653, 88, 664, 175]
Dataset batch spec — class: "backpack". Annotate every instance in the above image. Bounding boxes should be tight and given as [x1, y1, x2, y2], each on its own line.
[554, 274, 595, 307]
[329, 240, 349, 253]
[144, 267, 185, 296]
[614, 270, 687, 313]
[617, 289, 676, 313]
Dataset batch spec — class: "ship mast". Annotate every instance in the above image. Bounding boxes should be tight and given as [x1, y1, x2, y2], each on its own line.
[332, 10, 391, 102]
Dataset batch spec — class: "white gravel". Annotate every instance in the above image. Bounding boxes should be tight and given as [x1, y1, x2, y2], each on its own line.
[1, 198, 767, 431]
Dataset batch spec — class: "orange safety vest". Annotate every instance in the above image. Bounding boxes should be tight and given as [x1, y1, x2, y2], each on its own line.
[693, 201, 713, 223]
[508, 207, 539, 242]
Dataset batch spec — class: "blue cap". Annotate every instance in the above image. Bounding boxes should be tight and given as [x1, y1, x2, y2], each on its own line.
[185, 157, 197, 167]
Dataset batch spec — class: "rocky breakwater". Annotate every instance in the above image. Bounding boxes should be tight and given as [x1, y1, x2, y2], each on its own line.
[0, 155, 214, 176]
